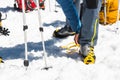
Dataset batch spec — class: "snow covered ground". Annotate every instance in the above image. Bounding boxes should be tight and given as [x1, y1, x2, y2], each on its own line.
[0, 0, 120, 80]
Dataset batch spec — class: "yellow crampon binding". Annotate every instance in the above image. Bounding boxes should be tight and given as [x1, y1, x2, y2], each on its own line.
[0, 57, 4, 63]
[83, 47, 96, 64]
[60, 42, 80, 54]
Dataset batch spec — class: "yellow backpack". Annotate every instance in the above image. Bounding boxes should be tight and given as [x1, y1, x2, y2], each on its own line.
[99, 0, 120, 25]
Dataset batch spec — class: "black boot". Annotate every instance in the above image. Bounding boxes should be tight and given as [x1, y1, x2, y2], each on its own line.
[53, 25, 75, 38]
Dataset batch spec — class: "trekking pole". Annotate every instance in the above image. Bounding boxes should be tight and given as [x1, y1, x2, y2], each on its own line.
[54, 0, 58, 12]
[104, 0, 107, 25]
[36, 0, 52, 70]
[21, 0, 29, 69]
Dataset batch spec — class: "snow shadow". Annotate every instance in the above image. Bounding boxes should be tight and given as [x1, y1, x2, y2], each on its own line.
[0, 38, 79, 61]
[0, 41, 46, 60]
[43, 20, 65, 28]
[0, 6, 15, 13]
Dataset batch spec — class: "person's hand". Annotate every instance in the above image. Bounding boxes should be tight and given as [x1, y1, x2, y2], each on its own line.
[74, 33, 79, 44]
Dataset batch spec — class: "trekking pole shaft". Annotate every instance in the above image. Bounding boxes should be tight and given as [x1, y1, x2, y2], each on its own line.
[22, 0, 29, 67]
[24, 27, 28, 60]
[22, 0, 28, 60]
[36, 0, 48, 67]
[22, 0, 26, 25]
[40, 28, 47, 67]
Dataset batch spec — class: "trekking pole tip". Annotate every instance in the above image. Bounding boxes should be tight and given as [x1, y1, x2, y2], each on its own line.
[41, 66, 52, 70]
[24, 60, 29, 67]
[54, 10, 58, 13]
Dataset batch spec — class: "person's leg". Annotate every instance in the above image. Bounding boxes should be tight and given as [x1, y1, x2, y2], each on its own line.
[53, 0, 81, 38]
[79, 0, 102, 47]
[79, 0, 102, 64]
[66, 0, 80, 28]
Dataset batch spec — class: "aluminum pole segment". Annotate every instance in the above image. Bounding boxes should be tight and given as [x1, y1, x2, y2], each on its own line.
[22, 0, 29, 67]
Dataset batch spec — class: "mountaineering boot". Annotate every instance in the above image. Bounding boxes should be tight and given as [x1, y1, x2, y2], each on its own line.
[0, 57, 4, 63]
[53, 25, 75, 38]
[79, 45, 96, 65]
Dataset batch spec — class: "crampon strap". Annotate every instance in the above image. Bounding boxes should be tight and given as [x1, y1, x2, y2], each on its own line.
[60, 42, 80, 54]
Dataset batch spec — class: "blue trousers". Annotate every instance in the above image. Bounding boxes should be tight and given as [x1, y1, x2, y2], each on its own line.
[57, 0, 102, 46]
[66, 0, 80, 26]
